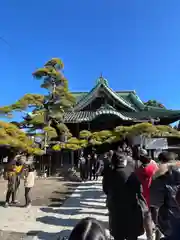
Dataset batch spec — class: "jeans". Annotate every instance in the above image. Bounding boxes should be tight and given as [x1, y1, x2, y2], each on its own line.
[25, 187, 31, 205]
[144, 210, 154, 240]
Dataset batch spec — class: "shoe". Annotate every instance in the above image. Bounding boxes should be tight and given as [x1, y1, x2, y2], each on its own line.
[11, 200, 20, 204]
[4, 202, 9, 208]
[24, 203, 31, 208]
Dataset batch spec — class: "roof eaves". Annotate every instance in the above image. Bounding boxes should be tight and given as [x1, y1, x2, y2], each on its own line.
[74, 83, 136, 111]
[64, 109, 135, 123]
[116, 90, 136, 94]
[73, 82, 102, 110]
[103, 84, 136, 111]
[129, 93, 145, 110]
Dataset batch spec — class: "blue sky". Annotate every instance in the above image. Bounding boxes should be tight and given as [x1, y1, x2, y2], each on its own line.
[1, 0, 180, 120]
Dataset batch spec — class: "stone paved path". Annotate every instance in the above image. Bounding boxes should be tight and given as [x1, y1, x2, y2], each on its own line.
[0, 179, 147, 240]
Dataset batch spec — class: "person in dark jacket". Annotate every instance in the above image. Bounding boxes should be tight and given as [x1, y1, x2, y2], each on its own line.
[150, 151, 180, 239]
[78, 151, 87, 182]
[85, 154, 91, 180]
[89, 153, 97, 181]
[103, 152, 147, 240]
[95, 157, 104, 180]
[101, 152, 110, 176]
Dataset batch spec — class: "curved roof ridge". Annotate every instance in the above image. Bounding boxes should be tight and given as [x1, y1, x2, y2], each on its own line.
[104, 85, 136, 110]
[73, 82, 136, 111]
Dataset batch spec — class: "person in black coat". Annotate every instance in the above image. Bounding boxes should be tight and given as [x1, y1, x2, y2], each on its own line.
[78, 151, 87, 182]
[89, 153, 97, 181]
[95, 157, 104, 180]
[103, 152, 147, 240]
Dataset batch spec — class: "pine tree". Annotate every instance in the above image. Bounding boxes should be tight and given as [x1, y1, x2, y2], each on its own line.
[0, 58, 75, 152]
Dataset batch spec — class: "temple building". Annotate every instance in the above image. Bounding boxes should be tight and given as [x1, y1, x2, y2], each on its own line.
[63, 76, 180, 136]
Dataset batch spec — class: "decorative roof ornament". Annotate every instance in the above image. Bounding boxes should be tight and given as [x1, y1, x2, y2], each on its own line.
[96, 73, 108, 86]
[98, 104, 116, 111]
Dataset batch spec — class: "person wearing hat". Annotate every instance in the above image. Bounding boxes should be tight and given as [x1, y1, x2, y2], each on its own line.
[135, 149, 158, 240]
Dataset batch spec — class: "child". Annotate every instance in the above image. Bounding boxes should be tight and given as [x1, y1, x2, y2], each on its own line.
[24, 165, 35, 207]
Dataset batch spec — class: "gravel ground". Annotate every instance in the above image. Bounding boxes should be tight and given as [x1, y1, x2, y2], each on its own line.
[0, 177, 79, 207]
[0, 177, 79, 239]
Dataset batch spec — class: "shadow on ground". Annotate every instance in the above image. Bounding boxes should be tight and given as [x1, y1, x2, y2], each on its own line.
[36, 180, 109, 239]
[48, 181, 80, 207]
[27, 229, 71, 240]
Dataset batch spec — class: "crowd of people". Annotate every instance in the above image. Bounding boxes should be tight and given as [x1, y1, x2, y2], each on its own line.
[3, 145, 180, 239]
[78, 142, 132, 183]
[77, 143, 180, 240]
[4, 154, 35, 208]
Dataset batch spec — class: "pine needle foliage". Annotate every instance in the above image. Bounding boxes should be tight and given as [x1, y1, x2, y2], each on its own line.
[52, 123, 180, 151]
[0, 58, 75, 152]
[0, 121, 43, 155]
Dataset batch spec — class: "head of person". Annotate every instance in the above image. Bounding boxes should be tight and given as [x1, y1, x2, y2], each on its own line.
[111, 152, 127, 169]
[117, 146, 123, 152]
[158, 151, 174, 163]
[122, 142, 127, 150]
[139, 149, 151, 165]
[16, 159, 22, 166]
[10, 163, 16, 172]
[69, 217, 107, 240]
[80, 150, 84, 157]
[28, 164, 35, 172]
[108, 150, 113, 158]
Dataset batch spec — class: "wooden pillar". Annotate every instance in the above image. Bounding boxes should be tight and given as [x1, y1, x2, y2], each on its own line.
[77, 123, 79, 137]
[60, 150, 63, 167]
[88, 122, 90, 131]
[71, 151, 74, 170]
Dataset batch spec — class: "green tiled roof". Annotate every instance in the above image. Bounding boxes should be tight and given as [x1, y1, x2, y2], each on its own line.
[125, 109, 180, 119]
[69, 77, 180, 124]
[72, 90, 145, 111]
[64, 105, 133, 123]
[72, 77, 138, 111]
[63, 106, 180, 124]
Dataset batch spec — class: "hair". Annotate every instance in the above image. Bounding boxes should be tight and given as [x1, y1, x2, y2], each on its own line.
[111, 152, 127, 168]
[69, 217, 107, 240]
[158, 151, 174, 163]
[139, 155, 151, 165]
[28, 164, 35, 172]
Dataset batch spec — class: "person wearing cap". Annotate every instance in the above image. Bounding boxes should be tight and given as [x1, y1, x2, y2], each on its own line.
[135, 148, 158, 240]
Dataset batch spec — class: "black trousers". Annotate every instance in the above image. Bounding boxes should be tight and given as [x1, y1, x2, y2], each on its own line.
[116, 236, 138, 240]
[13, 176, 20, 202]
[89, 168, 95, 180]
[25, 187, 31, 205]
[5, 190, 15, 203]
[80, 166, 86, 180]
